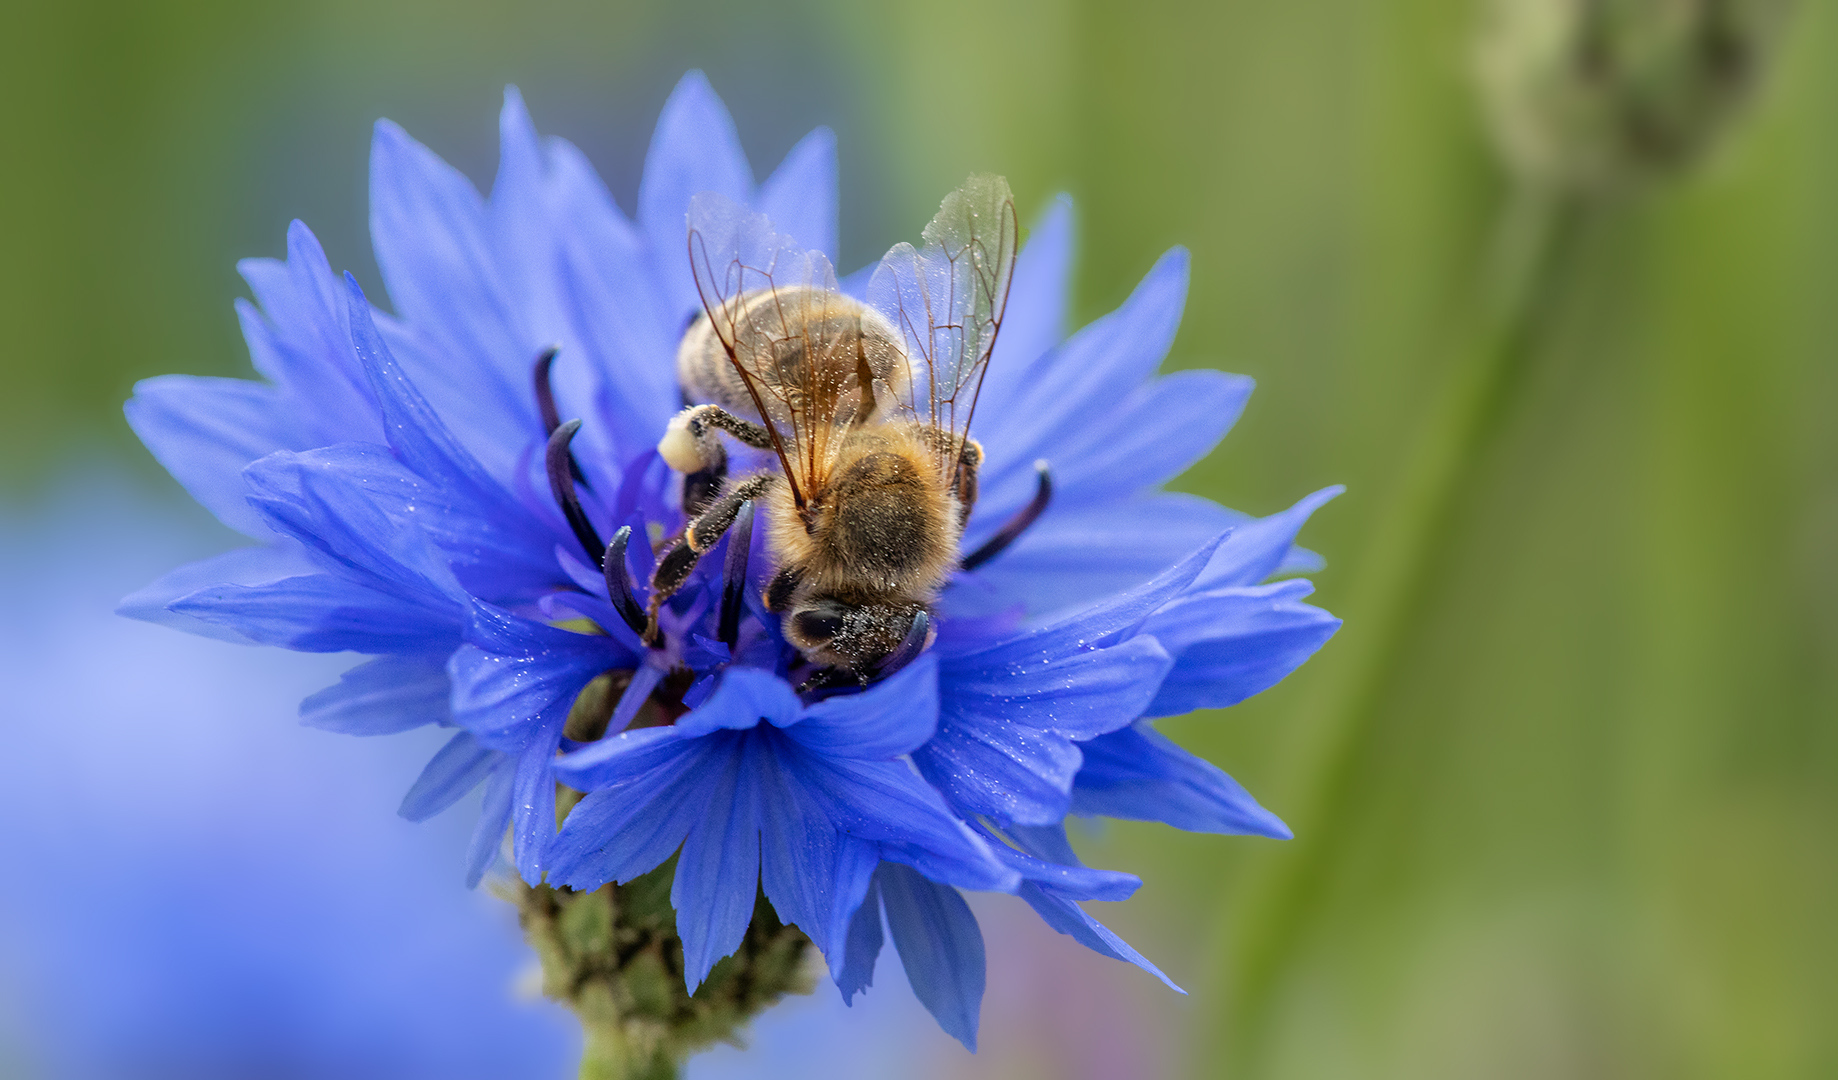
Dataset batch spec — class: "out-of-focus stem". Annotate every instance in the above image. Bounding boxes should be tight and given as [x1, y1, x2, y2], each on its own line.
[575, 983, 677, 1080]
[510, 852, 811, 1080]
[1224, 182, 1583, 1071]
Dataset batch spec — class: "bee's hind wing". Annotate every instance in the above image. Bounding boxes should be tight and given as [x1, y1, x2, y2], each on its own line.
[865, 175, 1018, 472]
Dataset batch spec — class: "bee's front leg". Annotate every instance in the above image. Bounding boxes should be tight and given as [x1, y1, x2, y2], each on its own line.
[646, 473, 777, 643]
[658, 404, 775, 473]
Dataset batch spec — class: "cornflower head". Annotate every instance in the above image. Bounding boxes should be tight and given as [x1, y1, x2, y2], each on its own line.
[1473, 0, 1791, 195]
[124, 71, 1341, 1062]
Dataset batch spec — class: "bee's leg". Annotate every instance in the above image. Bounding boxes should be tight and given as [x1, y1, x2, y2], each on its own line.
[658, 404, 775, 473]
[763, 565, 803, 612]
[954, 438, 983, 510]
[681, 443, 727, 517]
[646, 474, 777, 642]
[960, 460, 1053, 571]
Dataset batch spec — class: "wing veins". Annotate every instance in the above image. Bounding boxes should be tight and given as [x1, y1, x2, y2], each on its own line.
[688, 228, 807, 509]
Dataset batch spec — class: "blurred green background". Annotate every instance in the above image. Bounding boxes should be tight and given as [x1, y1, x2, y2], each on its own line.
[4, 1, 1835, 1076]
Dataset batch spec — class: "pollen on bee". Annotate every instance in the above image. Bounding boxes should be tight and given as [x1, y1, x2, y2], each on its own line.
[659, 411, 706, 472]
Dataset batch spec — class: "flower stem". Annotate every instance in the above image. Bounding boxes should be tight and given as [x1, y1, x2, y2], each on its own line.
[574, 982, 677, 1080]
[509, 854, 813, 1080]
[1225, 181, 1585, 1068]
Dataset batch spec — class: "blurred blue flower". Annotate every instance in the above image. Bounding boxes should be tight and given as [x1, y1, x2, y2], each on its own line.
[121, 71, 1342, 1050]
[0, 480, 575, 1080]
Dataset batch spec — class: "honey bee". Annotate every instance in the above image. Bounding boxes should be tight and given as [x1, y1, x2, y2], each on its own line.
[647, 175, 1032, 685]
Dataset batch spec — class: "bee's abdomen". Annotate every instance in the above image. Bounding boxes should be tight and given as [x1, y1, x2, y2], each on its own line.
[815, 446, 957, 596]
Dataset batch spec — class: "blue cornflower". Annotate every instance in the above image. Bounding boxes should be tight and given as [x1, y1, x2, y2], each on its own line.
[123, 71, 1341, 1051]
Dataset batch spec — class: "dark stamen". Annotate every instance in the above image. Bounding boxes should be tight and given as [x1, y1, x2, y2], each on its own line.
[718, 500, 754, 648]
[547, 419, 605, 565]
[532, 346, 587, 486]
[872, 609, 931, 681]
[961, 460, 1052, 570]
[532, 346, 563, 433]
[602, 527, 648, 637]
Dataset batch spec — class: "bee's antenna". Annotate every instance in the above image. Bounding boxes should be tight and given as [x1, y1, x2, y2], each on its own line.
[602, 527, 648, 637]
[717, 500, 754, 648]
[546, 419, 605, 566]
[960, 460, 1052, 571]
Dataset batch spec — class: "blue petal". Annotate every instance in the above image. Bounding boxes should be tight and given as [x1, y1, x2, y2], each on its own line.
[538, 141, 678, 470]
[925, 635, 1173, 825]
[1001, 821, 1081, 865]
[1042, 371, 1253, 509]
[638, 71, 754, 327]
[977, 823, 1141, 902]
[970, 248, 1189, 508]
[927, 539, 1228, 824]
[400, 731, 499, 822]
[449, 601, 633, 750]
[952, 529, 1226, 667]
[877, 863, 986, 1052]
[607, 664, 665, 735]
[241, 448, 468, 607]
[169, 573, 458, 655]
[948, 493, 1234, 618]
[1015, 883, 1183, 994]
[119, 543, 320, 645]
[1281, 546, 1327, 575]
[672, 733, 763, 991]
[552, 725, 696, 791]
[1143, 580, 1342, 716]
[678, 667, 801, 737]
[940, 633, 1173, 743]
[300, 654, 450, 735]
[1195, 486, 1343, 589]
[235, 220, 380, 444]
[970, 370, 1251, 540]
[755, 749, 841, 954]
[786, 654, 939, 758]
[546, 734, 727, 891]
[834, 862, 884, 1003]
[787, 748, 1016, 893]
[125, 375, 302, 539]
[342, 276, 566, 603]
[276, 442, 562, 605]
[981, 195, 1073, 399]
[1073, 721, 1291, 838]
[757, 126, 837, 261]
[512, 728, 562, 885]
[466, 754, 518, 887]
[485, 88, 650, 479]
[368, 118, 531, 478]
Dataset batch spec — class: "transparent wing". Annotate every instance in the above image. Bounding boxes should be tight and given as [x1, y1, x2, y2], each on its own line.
[866, 174, 1019, 475]
[687, 193, 882, 508]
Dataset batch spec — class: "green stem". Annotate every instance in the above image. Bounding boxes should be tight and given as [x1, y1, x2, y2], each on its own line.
[574, 983, 678, 1080]
[510, 862, 812, 1080]
[1223, 182, 1585, 1071]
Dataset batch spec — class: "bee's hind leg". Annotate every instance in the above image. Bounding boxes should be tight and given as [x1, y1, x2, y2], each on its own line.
[646, 473, 777, 642]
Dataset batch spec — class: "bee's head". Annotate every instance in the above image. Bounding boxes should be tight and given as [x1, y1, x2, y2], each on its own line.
[784, 595, 928, 677]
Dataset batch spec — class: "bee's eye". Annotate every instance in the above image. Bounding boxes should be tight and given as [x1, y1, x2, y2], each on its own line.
[793, 611, 845, 641]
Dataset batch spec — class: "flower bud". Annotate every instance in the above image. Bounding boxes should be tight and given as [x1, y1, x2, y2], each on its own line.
[1474, 0, 1791, 195]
